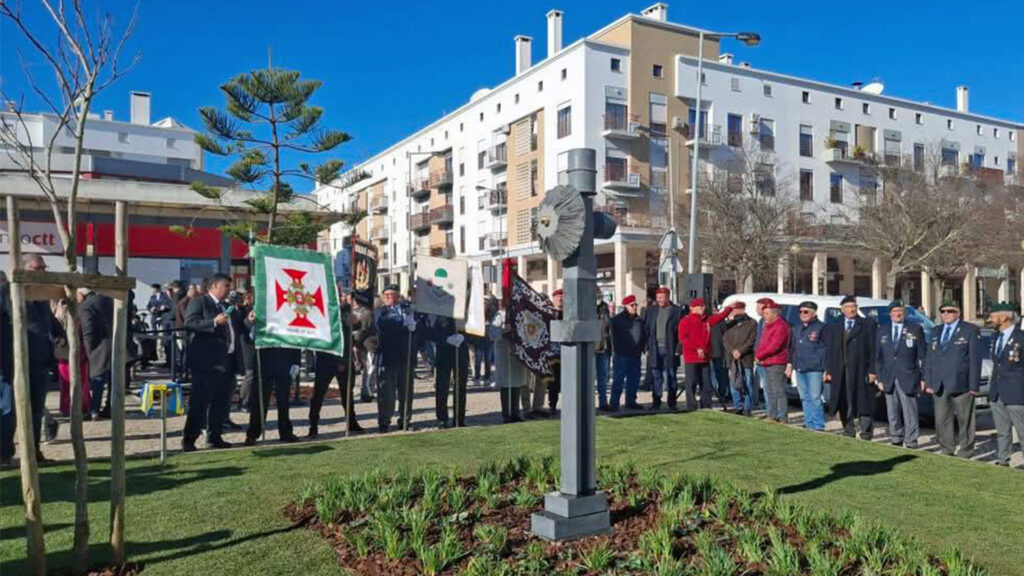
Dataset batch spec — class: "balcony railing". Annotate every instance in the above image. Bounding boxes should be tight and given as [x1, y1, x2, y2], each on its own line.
[602, 163, 642, 193]
[410, 211, 431, 232]
[369, 225, 387, 240]
[410, 180, 431, 199]
[484, 185, 508, 212]
[1007, 172, 1021, 187]
[603, 113, 642, 138]
[594, 204, 667, 230]
[429, 204, 454, 225]
[485, 231, 508, 252]
[683, 123, 722, 147]
[430, 242, 455, 258]
[370, 194, 389, 212]
[485, 143, 508, 169]
[429, 168, 453, 188]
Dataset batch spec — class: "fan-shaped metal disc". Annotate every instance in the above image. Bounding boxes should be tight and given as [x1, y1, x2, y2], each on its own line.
[536, 185, 586, 261]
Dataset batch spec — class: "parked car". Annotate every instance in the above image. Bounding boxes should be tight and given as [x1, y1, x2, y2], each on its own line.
[719, 293, 992, 423]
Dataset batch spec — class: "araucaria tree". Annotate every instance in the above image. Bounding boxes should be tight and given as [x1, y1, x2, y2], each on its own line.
[189, 67, 351, 245]
[0, 1, 139, 574]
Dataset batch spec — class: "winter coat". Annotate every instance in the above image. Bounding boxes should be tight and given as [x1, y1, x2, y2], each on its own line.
[677, 306, 734, 364]
[721, 314, 756, 368]
[755, 317, 790, 367]
[610, 311, 644, 358]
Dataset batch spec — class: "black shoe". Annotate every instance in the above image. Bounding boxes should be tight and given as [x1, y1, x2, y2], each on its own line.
[182, 442, 197, 453]
[625, 403, 644, 410]
[209, 439, 232, 449]
[280, 434, 300, 443]
[224, 419, 242, 431]
[360, 394, 372, 403]
[995, 461, 1009, 467]
[307, 425, 318, 439]
[244, 437, 257, 447]
[88, 411, 101, 422]
[35, 452, 52, 464]
[346, 422, 365, 433]
[379, 423, 390, 434]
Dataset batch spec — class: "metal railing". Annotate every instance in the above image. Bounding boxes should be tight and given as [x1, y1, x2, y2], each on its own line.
[603, 113, 640, 134]
[410, 211, 431, 230]
[429, 204, 454, 224]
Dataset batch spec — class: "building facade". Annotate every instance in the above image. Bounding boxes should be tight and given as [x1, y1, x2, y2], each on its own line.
[316, 3, 1024, 318]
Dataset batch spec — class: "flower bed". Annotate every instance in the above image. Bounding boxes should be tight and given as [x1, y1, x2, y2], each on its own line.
[287, 457, 986, 576]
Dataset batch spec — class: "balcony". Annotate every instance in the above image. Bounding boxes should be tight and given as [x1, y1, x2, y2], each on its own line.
[410, 211, 431, 233]
[1006, 172, 1022, 187]
[484, 184, 508, 213]
[684, 123, 722, 148]
[938, 164, 959, 179]
[430, 204, 454, 225]
[602, 163, 643, 196]
[430, 242, 455, 259]
[594, 204, 667, 230]
[410, 179, 431, 200]
[379, 252, 390, 270]
[485, 143, 507, 170]
[603, 113, 642, 139]
[485, 231, 507, 253]
[369, 225, 388, 241]
[370, 194, 388, 213]
[429, 168, 453, 188]
[822, 146, 877, 166]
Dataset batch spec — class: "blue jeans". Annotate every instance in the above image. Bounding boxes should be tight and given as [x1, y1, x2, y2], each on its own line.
[611, 356, 641, 409]
[0, 375, 14, 461]
[651, 346, 677, 406]
[473, 340, 492, 381]
[595, 353, 610, 407]
[795, 371, 825, 430]
[756, 365, 767, 412]
[729, 366, 756, 413]
[90, 372, 111, 414]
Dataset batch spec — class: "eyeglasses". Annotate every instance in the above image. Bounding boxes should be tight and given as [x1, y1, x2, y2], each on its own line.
[799, 309, 814, 315]
[939, 309, 958, 314]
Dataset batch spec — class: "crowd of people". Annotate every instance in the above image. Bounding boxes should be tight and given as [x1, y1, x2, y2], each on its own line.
[1, 261, 1021, 470]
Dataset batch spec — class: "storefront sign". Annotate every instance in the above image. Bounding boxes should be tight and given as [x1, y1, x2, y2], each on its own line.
[0, 221, 65, 254]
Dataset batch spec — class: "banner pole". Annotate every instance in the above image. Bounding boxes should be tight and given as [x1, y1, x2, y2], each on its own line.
[454, 340, 460, 428]
[345, 311, 353, 438]
[256, 346, 266, 442]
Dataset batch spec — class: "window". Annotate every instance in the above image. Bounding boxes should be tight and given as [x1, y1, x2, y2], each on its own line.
[755, 163, 775, 196]
[538, 80, 543, 92]
[1011, 131, 1017, 142]
[460, 226, 465, 253]
[165, 138, 175, 148]
[459, 163, 465, 176]
[479, 112, 484, 121]
[611, 58, 621, 72]
[863, 103, 870, 115]
[994, 128, 999, 138]
[727, 114, 743, 147]
[913, 143, 925, 172]
[459, 195, 465, 215]
[118, 133, 128, 143]
[834, 97, 843, 110]
[648, 92, 667, 136]
[915, 113, 923, 125]
[557, 106, 572, 138]
[530, 159, 539, 196]
[1009, 156, 1017, 175]
[947, 119, 953, 130]
[496, 103, 501, 113]
[478, 151, 485, 170]
[969, 152, 984, 169]
[653, 64, 663, 78]
[799, 124, 813, 157]
[941, 147, 958, 168]
[976, 125, 983, 136]
[561, 68, 567, 80]
[888, 107, 897, 120]
[758, 118, 775, 151]
[444, 130, 449, 139]
[802, 91, 810, 104]
[859, 171, 877, 200]
[763, 83, 773, 97]
[459, 122, 464, 132]
[514, 93, 520, 104]
[606, 100, 628, 131]
[830, 174, 843, 203]
[687, 108, 708, 139]
[731, 77, 741, 92]
[479, 236, 486, 251]
[799, 170, 814, 201]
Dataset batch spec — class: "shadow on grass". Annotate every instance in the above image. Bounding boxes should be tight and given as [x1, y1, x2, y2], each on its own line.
[0, 522, 72, 541]
[777, 454, 917, 495]
[250, 444, 334, 458]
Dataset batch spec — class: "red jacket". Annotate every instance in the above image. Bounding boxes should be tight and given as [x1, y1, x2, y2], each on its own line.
[755, 317, 790, 366]
[677, 306, 734, 364]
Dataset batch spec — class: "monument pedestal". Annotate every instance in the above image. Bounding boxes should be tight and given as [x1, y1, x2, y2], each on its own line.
[530, 491, 611, 541]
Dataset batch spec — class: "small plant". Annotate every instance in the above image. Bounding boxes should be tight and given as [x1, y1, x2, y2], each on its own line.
[463, 556, 511, 576]
[638, 519, 675, 563]
[527, 458, 553, 492]
[344, 528, 374, 558]
[824, 135, 838, 149]
[448, 485, 469, 513]
[699, 542, 737, 576]
[767, 527, 801, 576]
[379, 523, 407, 560]
[753, 488, 778, 522]
[475, 472, 502, 509]
[414, 542, 443, 576]
[474, 523, 509, 557]
[513, 483, 542, 509]
[736, 526, 765, 565]
[806, 539, 843, 576]
[518, 541, 550, 576]
[438, 520, 464, 569]
[637, 467, 663, 497]
[403, 506, 430, 549]
[580, 542, 616, 572]
[774, 500, 797, 525]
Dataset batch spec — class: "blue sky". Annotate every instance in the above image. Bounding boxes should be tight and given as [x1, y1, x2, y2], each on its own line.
[3, 0, 1021, 191]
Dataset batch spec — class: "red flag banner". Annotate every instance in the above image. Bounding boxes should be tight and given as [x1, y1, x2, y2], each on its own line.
[506, 273, 559, 379]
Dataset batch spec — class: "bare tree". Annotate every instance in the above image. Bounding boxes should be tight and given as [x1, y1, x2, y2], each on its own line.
[681, 141, 801, 290]
[0, 1, 139, 574]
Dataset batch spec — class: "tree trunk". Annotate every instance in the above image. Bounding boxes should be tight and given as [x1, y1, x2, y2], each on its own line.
[109, 201, 129, 565]
[64, 296, 91, 576]
[885, 269, 898, 300]
[6, 197, 46, 576]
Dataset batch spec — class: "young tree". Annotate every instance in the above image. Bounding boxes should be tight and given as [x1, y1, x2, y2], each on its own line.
[0, 1, 139, 574]
[682, 142, 801, 290]
[187, 67, 351, 245]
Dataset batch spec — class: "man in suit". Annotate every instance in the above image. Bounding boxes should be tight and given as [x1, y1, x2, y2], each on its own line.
[923, 300, 982, 458]
[308, 291, 363, 437]
[78, 287, 114, 420]
[182, 273, 240, 451]
[985, 302, 1024, 468]
[642, 286, 685, 411]
[244, 344, 301, 445]
[823, 295, 878, 439]
[870, 300, 926, 448]
[21, 255, 59, 461]
[427, 314, 469, 428]
[373, 284, 416, 433]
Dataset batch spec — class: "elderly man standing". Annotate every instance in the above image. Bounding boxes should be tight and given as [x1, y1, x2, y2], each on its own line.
[21, 255, 59, 461]
[722, 302, 756, 415]
[374, 284, 417, 433]
[754, 300, 790, 423]
[823, 295, 878, 439]
[786, 301, 827, 431]
[923, 300, 982, 457]
[984, 302, 1022, 467]
[677, 298, 735, 411]
[78, 287, 113, 421]
[610, 295, 644, 411]
[643, 287, 684, 411]
[870, 299, 926, 448]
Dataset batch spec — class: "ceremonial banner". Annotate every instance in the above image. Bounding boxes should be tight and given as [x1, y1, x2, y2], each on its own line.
[414, 255, 468, 319]
[253, 243, 344, 355]
[345, 238, 379, 308]
[506, 273, 559, 378]
[464, 261, 486, 336]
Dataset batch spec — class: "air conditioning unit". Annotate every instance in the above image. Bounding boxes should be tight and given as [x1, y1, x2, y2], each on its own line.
[627, 172, 641, 188]
[628, 121, 640, 134]
[748, 113, 761, 134]
[498, 123, 511, 135]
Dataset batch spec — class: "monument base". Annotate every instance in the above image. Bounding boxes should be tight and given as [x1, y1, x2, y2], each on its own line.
[530, 491, 611, 541]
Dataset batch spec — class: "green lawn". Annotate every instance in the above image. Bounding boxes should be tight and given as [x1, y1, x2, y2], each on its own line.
[2, 411, 1022, 576]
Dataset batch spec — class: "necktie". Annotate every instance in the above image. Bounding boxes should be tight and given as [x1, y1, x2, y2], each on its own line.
[941, 325, 951, 345]
[997, 333, 1006, 357]
[846, 319, 853, 332]
[893, 325, 900, 343]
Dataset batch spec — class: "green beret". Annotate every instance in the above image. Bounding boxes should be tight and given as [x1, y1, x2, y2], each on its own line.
[939, 300, 960, 311]
[990, 302, 1017, 313]
[888, 299, 905, 310]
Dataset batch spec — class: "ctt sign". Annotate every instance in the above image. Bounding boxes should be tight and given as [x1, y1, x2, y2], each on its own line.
[0, 221, 65, 254]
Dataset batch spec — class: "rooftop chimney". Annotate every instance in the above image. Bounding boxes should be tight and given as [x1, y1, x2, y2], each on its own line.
[640, 3, 668, 22]
[718, 53, 734, 65]
[130, 91, 150, 125]
[515, 35, 533, 75]
[956, 85, 969, 113]
[547, 10, 563, 57]
[103, 110, 114, 121]
[739, 61, 751, 69]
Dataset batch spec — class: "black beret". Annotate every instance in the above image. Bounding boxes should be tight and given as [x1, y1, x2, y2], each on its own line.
[798, 301, 818, 311]
[383, 283, 400, 293]
[840, 295, 857, 305]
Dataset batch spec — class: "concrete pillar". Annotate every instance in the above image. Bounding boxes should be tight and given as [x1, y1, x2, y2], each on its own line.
[547, 256, 562, 293]
[997, 264, 1010, 302]
[962, 265, 977, 321]
[921, 270, 934, 319]
[812, 252, 827, 296]
[871, 257, 887, 300]
[777, 256, 788, 293]
[838, 255, 855, 295]
[614, 241, 627, 304]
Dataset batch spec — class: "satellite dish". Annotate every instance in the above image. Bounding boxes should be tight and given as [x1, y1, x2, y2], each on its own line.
[862, 81, 885, 95]
[536, 185, 586, 261]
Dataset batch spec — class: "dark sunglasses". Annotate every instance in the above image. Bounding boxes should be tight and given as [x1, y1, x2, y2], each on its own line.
[799, 309, 814, 314]
[939, 309, 958, 314]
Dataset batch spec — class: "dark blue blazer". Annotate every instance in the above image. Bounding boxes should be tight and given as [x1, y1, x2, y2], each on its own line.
[924, 321, 981, 396]
[873, 323, 925, 396]
[989, 326, 1024, 406]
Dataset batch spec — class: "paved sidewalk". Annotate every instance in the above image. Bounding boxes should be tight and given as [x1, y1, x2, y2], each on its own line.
[20, 367, 1023, 470]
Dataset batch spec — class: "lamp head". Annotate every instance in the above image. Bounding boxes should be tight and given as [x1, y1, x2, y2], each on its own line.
[736, 32, 761, 46]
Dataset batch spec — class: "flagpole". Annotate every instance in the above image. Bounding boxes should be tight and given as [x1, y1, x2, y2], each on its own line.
[345, 237, 357, 438]
[250, 233, 267, 443]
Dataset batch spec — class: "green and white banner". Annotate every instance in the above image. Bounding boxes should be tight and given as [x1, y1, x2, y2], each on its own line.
[252, 243, 344, 355]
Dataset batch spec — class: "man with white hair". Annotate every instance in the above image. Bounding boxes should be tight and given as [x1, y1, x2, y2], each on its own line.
[987, 302, 1024, 468]
[20, 254, 59, 461]
[78, 286, 114, 420]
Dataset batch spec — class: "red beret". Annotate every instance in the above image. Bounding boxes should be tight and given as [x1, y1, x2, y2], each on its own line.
[756, 297, 773, 305]
[552, 289, 563, 297]
[732, 301, 746, 310]
[761, 299, 780, 309]
[622, 295, 637, 306]
[655, 286, 670, 296]
[689, 298, 704, 308]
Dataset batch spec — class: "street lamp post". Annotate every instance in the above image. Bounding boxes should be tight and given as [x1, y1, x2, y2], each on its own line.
[686, 30, 761, 274]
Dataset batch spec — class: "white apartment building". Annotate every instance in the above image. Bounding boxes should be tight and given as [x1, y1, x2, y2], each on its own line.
[317, 3, 1024, 319]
